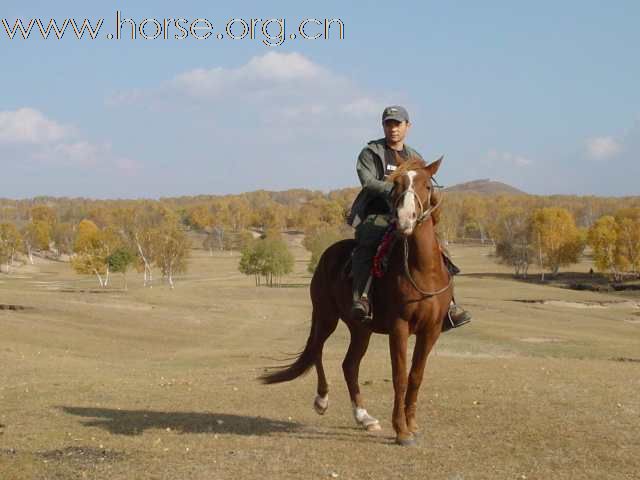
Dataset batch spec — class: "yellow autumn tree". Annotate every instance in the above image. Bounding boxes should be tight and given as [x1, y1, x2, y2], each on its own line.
[21, 220, 51, 264]
[438, 195, 463, 244]
[227, 196, 252, 232]
[210, 198, 232, 228]
[461, 195, 489, 243]
[74, 219, 99, 251]
[30, 205, 57, 229]
[154, 221, 191, 289]
[614, 208, 640, 274]
[52, 222, 76, 258]
[72, 219, 107, 287]
[0, 223, 23, 274]
[587, 216, 623, 280]
[71, 220, 122, 287]
[531, 207, 585, 276]
[187, 204, 214, 231]
[254, 201, 286, 231]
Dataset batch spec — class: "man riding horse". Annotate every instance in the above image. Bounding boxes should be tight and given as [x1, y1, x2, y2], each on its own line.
[262, 131, 468, 445]
[347, 105, 472, 328]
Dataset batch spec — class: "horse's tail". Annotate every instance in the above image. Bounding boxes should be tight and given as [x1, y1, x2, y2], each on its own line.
[259, 239, 348, 385]
[259, 310, 321, 384]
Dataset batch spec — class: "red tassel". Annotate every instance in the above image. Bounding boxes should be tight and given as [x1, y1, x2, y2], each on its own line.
[371, 223, 397, 278]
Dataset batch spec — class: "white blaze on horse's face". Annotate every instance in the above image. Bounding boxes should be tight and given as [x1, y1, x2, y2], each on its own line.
[396, 170, 418, 235]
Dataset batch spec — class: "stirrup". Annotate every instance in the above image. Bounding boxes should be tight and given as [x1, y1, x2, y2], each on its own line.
[351, 298, 372, 323]
[442, 307, 472, 332]
[351, 275, 373, 323]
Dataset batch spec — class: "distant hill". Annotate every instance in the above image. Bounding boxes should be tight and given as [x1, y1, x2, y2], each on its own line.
[444, 179, 527, 195]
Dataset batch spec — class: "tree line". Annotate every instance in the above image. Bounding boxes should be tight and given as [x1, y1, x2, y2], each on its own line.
[0, 204, 190, 289]
[482, 204, 640, 280]
[2, 189, 640, 285]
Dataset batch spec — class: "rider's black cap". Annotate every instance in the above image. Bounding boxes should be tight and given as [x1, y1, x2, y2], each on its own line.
[382, 105, 410, 123]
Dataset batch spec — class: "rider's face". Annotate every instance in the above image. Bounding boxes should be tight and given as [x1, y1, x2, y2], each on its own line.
[383, 120, 410, 144]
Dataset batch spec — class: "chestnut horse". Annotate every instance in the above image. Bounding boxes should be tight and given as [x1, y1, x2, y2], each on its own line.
[261, 157, 452, 446]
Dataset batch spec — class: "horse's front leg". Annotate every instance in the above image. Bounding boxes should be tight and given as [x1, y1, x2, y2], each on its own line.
[389, 322, 414, 446]
[405, 330, 438, 436]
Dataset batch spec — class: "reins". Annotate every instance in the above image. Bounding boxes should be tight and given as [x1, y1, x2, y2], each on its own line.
[402, 236, 453, 297]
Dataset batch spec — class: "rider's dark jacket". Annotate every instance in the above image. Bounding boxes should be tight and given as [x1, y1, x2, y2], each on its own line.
[347, 138, 423, 227]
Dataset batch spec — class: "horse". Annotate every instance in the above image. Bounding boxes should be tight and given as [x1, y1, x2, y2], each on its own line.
[260, 156, 453, 446]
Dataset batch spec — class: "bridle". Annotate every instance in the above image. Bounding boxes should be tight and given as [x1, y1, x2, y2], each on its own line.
[391, 171, 452, 297]
[392, 176, 444, 225]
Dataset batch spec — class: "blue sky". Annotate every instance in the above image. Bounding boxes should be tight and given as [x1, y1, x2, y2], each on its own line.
[1, 0, 638, 198]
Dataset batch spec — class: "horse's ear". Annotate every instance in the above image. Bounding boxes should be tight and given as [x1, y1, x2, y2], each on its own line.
[425, 156, 443, 176]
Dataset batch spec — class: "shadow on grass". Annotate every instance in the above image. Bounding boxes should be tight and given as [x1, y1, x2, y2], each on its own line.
[59, 406, 393, 444]
[60, 406, 301, 436]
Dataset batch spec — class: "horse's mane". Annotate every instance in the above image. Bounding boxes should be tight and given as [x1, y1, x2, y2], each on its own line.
[386, 155, 441, 225]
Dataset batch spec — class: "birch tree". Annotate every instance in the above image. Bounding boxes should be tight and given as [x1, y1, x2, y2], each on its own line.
[493, 207, 535, 277]
[52, 222, 75, 258]
[71, 219, 109, 287]
[531, 208, 585, 276]
[154, 223, 190, 289]
[614, 208, 640, 274]
[71, 220, 121, 287]
[112, 204, 166, 287]
[21, 221, 50, 264]
[0, 223, 23, 274]
[587, 216, 623, 281]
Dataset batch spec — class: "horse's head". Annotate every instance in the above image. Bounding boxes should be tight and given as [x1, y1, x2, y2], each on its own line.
[389, 156, 443, 236]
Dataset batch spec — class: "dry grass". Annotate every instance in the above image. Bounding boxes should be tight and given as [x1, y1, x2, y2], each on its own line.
[0, 239, 638, 479]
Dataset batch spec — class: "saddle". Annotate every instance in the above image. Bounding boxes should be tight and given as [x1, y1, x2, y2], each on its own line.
[343, 232, 461, 328]
[342, 232, 460, 280]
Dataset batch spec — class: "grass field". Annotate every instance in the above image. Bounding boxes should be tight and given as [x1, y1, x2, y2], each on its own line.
[1, 237, 639, 479]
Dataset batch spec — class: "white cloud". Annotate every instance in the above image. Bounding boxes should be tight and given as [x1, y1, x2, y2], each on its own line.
[0, 107, 71, 144]
[0, 107, 140, 175]
[242, 51, 325, 81]
[109, 51, 387, 128]
[586, 136, 622, 160]
[169, 52, 334, 98]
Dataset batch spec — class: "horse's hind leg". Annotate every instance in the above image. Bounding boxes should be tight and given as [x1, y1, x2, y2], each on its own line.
[312, 303, 339, 415]
[313, 357, 330, 415]
[343, 325, 381, 431]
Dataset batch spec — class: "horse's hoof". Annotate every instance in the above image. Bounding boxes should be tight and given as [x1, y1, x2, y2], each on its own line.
[313, 395, 329, 415]
[396, 435, 417, 447]
[366, 421, 382, 432]
[354, 408, 381, 432]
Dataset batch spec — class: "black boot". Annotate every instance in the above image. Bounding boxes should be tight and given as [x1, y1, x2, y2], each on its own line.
[351, 271, 373, 323]
[442, 251, 461, 276]
[351, 243, 375, 324]
[442, 302, 472, 332]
